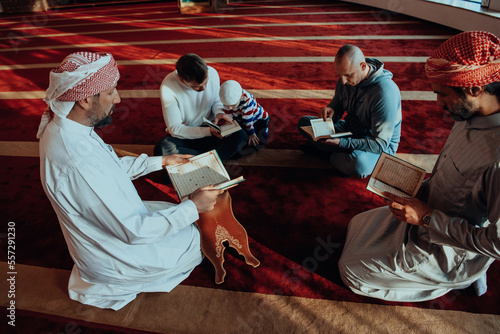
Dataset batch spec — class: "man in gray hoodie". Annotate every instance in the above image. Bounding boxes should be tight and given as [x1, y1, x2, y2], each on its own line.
[297, 44, 402, 178]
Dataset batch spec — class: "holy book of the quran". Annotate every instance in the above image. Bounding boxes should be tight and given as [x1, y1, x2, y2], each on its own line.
[366, 152, 427, 199]
[203, 117, 242, 137]
[301, 118, 352, 141]
[165, 150, 244, 201]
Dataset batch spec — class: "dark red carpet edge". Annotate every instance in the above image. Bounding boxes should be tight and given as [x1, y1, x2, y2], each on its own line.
[1, 156, 499, 315]
[0, 98, 453, 155]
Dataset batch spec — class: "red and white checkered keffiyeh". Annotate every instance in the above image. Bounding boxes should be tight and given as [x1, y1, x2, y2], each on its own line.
[37, 52, 119, 138]
[425, 31, 500, 87]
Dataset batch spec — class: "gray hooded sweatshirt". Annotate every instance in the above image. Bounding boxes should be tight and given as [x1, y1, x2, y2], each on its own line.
[328, 58, 402, 154]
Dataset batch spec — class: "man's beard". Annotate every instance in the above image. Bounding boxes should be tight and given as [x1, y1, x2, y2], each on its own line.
[89, 99, 114, 128]
[94, 114, 113, 128]
[446, 95, 479, 122]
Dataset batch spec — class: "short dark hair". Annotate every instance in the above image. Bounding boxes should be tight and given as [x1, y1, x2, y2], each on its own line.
[451, 82, 500, 102]
[336, 44, 355, 60]
[485, 82, 500, 101]
[176, 53, 208, 84]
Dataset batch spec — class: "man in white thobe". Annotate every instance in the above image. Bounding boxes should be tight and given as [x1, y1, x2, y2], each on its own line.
[338, 31, 500, 301]
[38, 52, 222, 310]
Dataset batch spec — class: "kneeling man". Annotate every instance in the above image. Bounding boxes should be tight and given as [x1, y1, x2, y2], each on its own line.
[339, 31, 500, 301]
[38, 51, 221, 310]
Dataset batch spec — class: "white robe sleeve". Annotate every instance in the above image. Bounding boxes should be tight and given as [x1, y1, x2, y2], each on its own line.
[63, 160, 199, 245]
[118, 154, 163, 180]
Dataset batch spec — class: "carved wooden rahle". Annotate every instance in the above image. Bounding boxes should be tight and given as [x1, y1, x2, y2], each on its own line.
[196, 191, 260, 284]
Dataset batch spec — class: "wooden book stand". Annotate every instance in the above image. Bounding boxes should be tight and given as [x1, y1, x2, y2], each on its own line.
[196, 191, 260, 284]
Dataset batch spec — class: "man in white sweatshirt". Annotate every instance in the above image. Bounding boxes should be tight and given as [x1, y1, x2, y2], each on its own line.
[154, 54, 247, 160]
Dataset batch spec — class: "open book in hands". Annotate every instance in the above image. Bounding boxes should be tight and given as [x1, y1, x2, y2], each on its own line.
[203, 117, 242, 137]
[165, 150, 245, 201]
[366, 152, 427, 200]
[301, 118, 352, 141]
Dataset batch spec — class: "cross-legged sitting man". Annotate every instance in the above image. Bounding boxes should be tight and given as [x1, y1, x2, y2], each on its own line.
[154, 53, 247, 160]
[338, 31, 500, 301]
[37, 51, 222, 310]
[297, 44, 402, 178]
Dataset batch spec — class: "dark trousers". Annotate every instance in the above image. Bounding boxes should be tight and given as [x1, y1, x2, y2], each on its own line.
[153, 128, 248, 161]
[297, 116, 385, 178]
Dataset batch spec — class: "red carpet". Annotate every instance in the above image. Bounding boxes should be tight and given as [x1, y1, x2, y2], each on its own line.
[1, 39, 451, 69]
[2, 156, 500, 314]
[1, 0, 498, 321]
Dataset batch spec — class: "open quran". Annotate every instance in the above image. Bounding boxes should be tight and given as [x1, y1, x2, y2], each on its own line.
[366, 152, 427, 199]
[301, 118, 352, 141]
[165, 150, 244, 201]
[203, 117, 242, 137]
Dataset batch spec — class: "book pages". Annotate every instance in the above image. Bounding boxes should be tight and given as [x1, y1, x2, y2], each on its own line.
[369, 179, 411, 198]
[203, 117, 221, 132]
[219, 121, 241, 134]
[203, 117, 241, 136]
[375, 158, 423, 196]
[301, 125, 352, 141]
[310, 118, 335, 138]
[166, 151, 229, 200]
[367, 153, 426, 198]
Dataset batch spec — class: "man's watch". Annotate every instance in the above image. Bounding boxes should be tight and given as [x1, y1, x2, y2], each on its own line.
[422, 209, 433, 227]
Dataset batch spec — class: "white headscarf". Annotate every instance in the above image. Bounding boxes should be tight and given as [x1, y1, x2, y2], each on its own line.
[37, 52, 119, 138]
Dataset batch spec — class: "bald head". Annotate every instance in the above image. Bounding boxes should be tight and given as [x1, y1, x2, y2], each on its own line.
[334, 45, 369, 86]
[335, 44, 365, 65]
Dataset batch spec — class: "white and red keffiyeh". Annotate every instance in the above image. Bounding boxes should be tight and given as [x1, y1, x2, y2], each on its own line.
[425, 31, 500, 87]
[37, 52, 119, 138]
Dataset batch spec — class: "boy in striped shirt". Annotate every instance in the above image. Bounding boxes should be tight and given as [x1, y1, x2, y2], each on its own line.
[219, 80, 270, 148]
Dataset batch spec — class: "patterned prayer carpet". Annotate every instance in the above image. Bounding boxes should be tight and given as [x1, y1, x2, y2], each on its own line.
[1, 0, 499, 333]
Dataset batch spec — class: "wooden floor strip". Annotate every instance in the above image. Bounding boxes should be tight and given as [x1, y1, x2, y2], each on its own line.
[1, 262, 498, 334]
[0, 141, 438, 172]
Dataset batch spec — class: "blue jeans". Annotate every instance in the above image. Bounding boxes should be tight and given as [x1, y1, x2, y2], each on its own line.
[297, 116, 390, 178]
[153, 128, 248, 161]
